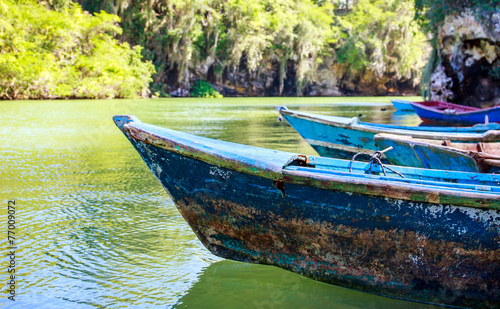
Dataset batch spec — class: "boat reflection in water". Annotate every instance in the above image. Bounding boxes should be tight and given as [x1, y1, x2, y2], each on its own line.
[173, 260, 438, 309]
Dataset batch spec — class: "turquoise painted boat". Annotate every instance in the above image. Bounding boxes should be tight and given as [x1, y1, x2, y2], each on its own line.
[390, 99, 415, 112]
[276, 105, 500, 160]
[114, 115, 500, 308]
[374, 133, 500, 173]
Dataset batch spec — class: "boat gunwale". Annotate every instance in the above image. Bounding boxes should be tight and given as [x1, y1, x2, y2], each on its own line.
[282, 168, 499, 209]
[114, 115, 500, 210]
[412, 100, 480, 112]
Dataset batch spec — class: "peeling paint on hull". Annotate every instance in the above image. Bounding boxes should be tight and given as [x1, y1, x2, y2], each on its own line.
[114, 115, 500, 308]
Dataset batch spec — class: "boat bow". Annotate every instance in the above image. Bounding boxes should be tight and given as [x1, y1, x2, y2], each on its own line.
[114, 115, 308, 180]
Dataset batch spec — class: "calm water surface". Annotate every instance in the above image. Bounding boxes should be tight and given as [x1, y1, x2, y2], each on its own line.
[0, 97, 437, 308]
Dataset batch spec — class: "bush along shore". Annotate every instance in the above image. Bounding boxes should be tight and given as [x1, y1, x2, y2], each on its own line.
[0, 0, 155, 100]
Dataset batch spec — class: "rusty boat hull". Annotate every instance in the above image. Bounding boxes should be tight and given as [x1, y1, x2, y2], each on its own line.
[114, 115, 500, 308]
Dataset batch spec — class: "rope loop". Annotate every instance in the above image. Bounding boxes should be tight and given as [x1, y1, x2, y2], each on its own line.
[349, 147, 405, 178]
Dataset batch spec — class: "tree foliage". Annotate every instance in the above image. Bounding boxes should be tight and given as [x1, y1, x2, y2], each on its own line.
[0, 0, 155, 100]
[84, 0, 337, 95]
[92, 0, 427, 95]
[190, 80, 223, 98]
[2, 0, 438, 98]
[334, 0, 428, 82]
[222, 0, 336, 95]
[414, 0, 500, 35]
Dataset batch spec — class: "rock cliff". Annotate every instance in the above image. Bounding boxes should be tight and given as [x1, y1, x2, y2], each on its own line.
[181, 57, 421, 97]
[429, 9, 500, 107]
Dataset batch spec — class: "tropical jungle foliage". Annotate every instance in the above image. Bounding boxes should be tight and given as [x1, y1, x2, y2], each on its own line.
[70, 0, 428, 96]
[5, 0, 495, 99]
[334, 0, 427, 84]
[0, 0, 155, 99]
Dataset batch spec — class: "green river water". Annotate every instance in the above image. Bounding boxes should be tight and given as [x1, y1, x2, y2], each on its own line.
[0, 97, 438, 308]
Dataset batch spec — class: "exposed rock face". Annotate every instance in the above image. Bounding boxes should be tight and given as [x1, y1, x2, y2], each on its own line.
[172, 49, 420, 98]
[181, 59, 420, 97]
[430, 9, 500, 107]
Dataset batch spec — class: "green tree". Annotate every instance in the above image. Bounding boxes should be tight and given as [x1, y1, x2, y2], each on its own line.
[0, 0, 155, 99]
[4, 0, 432, 98]
[334, 0, 428, 83]
[223, 0, 336, 95]
[190, 80, 223, 97]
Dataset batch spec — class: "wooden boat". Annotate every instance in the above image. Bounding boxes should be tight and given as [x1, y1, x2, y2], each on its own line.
[390, 99, 414, 112]
[374, 133, 500, 173]
[114, 115, 500, 308]
[276, 105, 500, 160]
[410, 101, 500, 125]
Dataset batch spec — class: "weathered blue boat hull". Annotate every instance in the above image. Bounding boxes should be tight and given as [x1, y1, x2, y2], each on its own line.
[114, 115, 500, 308]
[277, 106, 500, 159]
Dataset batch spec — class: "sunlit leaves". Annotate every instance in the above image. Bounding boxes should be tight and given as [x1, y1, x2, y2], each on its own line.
[223, 0, 336, 94]
[225, 0, 272, 72]
[3, 0, 434, 98]
[335, 0, 428, 82]
[0, 0, 155, 99]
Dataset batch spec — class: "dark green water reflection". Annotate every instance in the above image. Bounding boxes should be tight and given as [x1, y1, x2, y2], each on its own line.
[1, 97, 434, 308]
